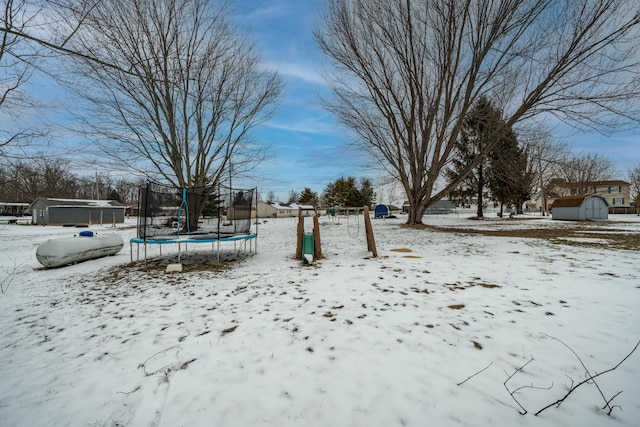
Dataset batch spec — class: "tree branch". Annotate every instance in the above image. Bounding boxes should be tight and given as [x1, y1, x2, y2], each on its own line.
[504, 356, 535, 415]
[457, 361, 493, 386]
[535, 339, 640, 416]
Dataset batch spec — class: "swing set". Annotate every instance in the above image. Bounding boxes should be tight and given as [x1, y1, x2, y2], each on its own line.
[295, 205, 377, 265]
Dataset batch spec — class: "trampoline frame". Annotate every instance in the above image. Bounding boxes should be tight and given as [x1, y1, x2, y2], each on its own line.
[130, 233, 257, 264]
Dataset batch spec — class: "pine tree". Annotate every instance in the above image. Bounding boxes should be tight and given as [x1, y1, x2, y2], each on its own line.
[488, 127, 536, 216]
[298, 188, 319, 206]
[446, 96, 504, 218]
[322, 177, 373, 208]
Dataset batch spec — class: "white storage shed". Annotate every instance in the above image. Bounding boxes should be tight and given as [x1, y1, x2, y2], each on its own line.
[551, 195, 608, 221]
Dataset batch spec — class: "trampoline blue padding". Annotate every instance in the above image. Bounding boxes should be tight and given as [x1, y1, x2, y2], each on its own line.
[129, 233, 257, 264]
[130, 233, 256, 245]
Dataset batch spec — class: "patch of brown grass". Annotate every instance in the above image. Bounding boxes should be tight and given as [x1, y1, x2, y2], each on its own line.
[421, 222, 640, 251]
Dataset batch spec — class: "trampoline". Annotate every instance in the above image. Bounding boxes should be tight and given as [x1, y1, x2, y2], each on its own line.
[130, 182, 257, 264]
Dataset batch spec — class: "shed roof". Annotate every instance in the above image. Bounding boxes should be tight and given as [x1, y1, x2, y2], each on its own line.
[30, 198, 124, 208]
[551, 194, 608, 208]
[260, 201, 314, 210]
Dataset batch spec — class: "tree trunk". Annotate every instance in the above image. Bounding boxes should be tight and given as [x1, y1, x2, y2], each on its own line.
[405, 200, 427, 225]
[184, 191, 208, 233]
[476, 165, 484, 218]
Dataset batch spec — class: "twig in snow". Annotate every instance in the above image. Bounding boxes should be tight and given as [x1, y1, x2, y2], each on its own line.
[138, 346, 182, 376]
[504, 356, 534, 415]
[510, 382, 554, 396]
[541, 333, 610, 412]
[457, 361, 493, 386]
[116, 385, 141, 395]
[535, 339, 640, 416]
[602, 391, 623, 415]
[1, 258, 26, 294]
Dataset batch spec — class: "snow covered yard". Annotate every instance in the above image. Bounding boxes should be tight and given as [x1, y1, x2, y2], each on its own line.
[1, 214, 639, 426]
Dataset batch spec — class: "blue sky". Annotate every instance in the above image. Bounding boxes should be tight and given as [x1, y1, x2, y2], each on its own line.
[231, 0, 371, 200]
[234, 0, 640, 200]
[9, 0, 640, 203]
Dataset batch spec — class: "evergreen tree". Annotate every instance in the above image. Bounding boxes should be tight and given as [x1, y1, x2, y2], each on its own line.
[446, 96, 504, 218]
[298, 188, 318, 206]
[487, 129, 531, 216]
[322, 176, 373, 208]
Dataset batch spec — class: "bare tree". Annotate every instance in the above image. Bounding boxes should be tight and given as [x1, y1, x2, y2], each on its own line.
[316, 0, 640, 224]
[556, 153, 616, 192]
[53, 0, 281, 229]
[2, 155, 78, 201]
[628, 163, 640, 215]
[0, 0, 48, 156]
[265, 190, 276, 202]
[288, 189, 300, 204]
[521, 130, 571, 215]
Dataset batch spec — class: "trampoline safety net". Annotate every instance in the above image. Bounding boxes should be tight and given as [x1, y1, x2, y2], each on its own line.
[136, 182, 255, 241]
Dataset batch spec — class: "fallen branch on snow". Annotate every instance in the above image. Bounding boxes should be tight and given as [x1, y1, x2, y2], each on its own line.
[457, 361, 493, 386]
[535, 339, 640, 416]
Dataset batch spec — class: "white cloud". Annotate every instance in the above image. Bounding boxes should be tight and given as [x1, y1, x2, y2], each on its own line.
[265, 117, 337, 136]
[261, 61, 327, 86]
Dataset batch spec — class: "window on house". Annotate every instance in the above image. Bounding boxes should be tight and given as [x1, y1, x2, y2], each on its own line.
[612, 198, 616, 205]
[618, 186, 622, 193]
[608, 186, 612, 193]
[622, 198, 625, 205]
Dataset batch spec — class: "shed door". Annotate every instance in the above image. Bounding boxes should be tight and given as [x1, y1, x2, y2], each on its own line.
[585, 197, 593, 219]
[585, 197, 604, 220]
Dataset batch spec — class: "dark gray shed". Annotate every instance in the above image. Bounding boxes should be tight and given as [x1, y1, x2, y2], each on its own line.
[425, 200, 456, 215]
[30, 198, 125, 225]
[551, 195, 608, 221]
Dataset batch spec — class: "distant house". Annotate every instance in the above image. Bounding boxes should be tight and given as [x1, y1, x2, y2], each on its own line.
[551, 194, 608, 221]
[0, 202, 30, 216]
[538, 180, 631, 214]
[30, 198, 126, 225]
[257, 201, 315, 218]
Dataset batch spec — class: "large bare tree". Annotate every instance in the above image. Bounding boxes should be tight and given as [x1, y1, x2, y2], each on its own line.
[54, 0, 281, 226]
[316, 0, 640, 224]
[0, 0, 48, 156]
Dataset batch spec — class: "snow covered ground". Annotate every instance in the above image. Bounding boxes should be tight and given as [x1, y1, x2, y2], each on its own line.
[1, 213, 639, 426]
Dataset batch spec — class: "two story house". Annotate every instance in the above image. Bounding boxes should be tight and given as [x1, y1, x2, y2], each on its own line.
[538, 180, 631, 214]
